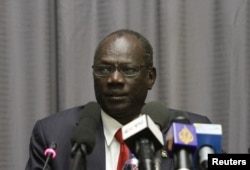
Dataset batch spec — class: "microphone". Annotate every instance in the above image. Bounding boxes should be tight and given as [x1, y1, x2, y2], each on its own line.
[122, 101, 169, 170]
[141, 101, 170, 130]
[70, 102, 101, 170]
[141, 101, 170, 170]
[43, 142, 57, 170]
[165, 111, 198, 170]
[193, 123, 222, 170]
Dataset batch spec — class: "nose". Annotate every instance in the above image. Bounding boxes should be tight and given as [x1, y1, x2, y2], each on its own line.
[107, 69, 125, 84]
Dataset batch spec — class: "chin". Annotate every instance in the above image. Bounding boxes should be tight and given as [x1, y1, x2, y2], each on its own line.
[102, 97, 129, 107]
[102, 102, 130, 114]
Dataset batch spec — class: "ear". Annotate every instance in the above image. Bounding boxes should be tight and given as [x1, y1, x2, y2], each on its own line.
[147, 67, 156, 90]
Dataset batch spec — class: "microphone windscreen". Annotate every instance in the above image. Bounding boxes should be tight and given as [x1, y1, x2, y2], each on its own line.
[141, 101, 170, 130]
[78, 101, 101, 121]
[171, 110, 190, 124]
[71, 101, 101, 154]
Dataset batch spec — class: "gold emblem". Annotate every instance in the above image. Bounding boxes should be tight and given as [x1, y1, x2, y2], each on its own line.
[167, 131, 173, 151]
[178, 125, 194, 144]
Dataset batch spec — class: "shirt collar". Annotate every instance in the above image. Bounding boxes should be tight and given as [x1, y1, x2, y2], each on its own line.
[101, 110, 123, 146]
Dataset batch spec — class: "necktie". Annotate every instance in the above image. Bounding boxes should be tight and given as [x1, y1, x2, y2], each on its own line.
[115, 128, 130, 170]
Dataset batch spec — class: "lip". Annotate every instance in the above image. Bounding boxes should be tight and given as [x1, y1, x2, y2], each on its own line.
[104, 92, 127, 101]
[108, 96, 126, 100]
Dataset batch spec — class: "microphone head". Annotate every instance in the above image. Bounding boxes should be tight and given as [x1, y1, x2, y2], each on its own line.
[49, 142, 57, 150]
[170, 110, 190, 124]
[71, 101, 101, 154]
[165, 111, 197, 158]
[193, 123, 222, 169]
[78, 101, 101, 121]
[122, 114, 164, 157]
[141, 101, 170, 130]
[166, 123, 198, 157]
[193, 123, 222, 153]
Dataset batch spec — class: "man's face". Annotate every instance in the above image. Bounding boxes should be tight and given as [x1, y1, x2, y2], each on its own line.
[92, 34, 156, 123]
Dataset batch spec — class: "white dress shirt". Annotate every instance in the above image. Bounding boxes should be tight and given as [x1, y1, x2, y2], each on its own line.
[101, 110, 123, 170]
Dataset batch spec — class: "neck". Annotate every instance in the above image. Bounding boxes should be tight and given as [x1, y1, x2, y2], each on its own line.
[115, 113, 141, 125]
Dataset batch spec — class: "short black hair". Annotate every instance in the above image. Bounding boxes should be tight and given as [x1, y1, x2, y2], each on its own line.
[94, 29, 153, 67]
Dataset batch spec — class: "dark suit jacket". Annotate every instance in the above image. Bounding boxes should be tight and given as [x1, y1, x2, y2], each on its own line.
[25, 105, 211, 170]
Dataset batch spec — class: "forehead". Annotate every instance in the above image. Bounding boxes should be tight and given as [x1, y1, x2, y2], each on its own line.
[95, 34, 145, 63]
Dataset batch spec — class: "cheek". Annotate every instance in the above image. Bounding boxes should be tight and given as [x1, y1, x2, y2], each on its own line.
[129, 78, 149, 96]
[93, 79, 105, 92]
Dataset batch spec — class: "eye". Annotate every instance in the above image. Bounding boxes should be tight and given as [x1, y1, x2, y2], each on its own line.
[120, 65, 139, 75]
[94, 65, 113, 75]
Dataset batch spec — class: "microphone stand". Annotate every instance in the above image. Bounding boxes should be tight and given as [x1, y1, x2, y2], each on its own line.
[70, 144, 87, 170]
[174, 149, 192, 170]
[136, 138, 155, 170]
[42, 142, 57, 170]
[43, 155, 52, 170]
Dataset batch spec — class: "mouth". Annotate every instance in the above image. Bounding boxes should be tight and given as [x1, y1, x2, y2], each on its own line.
[104, 92, 127, 101]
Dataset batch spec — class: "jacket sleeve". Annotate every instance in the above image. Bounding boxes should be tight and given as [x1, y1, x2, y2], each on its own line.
[25, 120, 52, 170]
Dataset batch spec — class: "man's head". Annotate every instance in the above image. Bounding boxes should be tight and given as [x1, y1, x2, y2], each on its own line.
[92, 29, 156, 124]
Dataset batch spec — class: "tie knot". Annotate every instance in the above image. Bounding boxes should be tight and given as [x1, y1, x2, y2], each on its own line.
[115, 128, 123, 143]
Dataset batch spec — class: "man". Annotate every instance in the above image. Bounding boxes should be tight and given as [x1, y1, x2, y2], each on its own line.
[25, 29, 211, 170]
